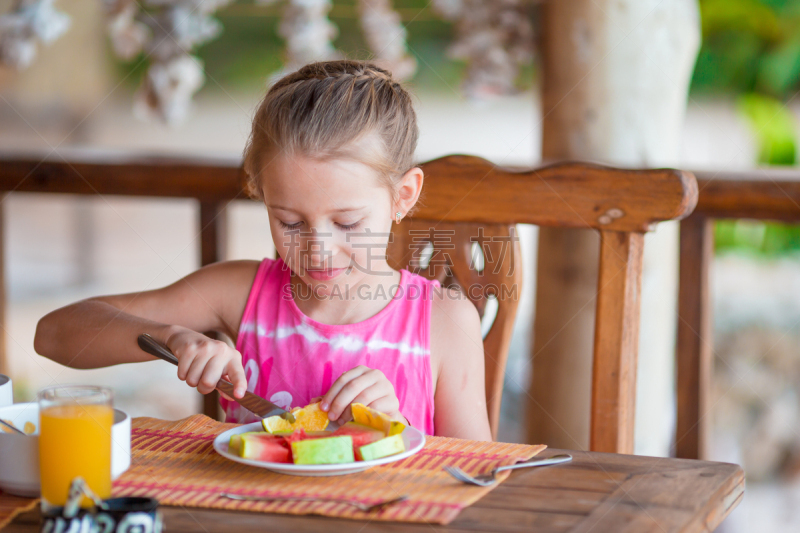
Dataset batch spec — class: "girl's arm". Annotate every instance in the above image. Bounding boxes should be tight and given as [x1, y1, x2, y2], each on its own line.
[34, 260, 260, 397]
[431, 287, 493, 441]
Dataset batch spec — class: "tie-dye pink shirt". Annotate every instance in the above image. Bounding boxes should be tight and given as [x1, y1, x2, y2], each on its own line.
[220, 257, 439, 435]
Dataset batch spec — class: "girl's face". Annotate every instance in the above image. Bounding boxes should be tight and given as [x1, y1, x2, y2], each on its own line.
[259, 151, 399, 295]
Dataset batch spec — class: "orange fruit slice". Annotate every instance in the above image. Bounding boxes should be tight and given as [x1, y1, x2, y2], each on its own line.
[261, 402, 330, 433]
[351, 403, 405, 436]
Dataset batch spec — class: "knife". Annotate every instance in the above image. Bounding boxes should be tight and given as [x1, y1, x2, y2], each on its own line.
[137, 333, 296, 423]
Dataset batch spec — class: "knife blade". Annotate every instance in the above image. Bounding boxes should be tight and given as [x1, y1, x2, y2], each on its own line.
[137, 333, 295, 423]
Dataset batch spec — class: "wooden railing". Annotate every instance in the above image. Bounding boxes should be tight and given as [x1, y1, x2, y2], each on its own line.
[3, 151, 798, 453]
[676, 169, 800, 460]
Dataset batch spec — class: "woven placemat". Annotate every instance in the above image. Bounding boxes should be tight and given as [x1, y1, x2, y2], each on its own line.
[112, 415, 545, 524]
[0, 491, 38, 531]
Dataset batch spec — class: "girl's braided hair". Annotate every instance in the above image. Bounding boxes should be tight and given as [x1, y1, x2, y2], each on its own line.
[243, 60, 419, 201]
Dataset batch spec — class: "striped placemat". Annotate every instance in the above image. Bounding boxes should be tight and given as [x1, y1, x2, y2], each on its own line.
[112, 414, 545, 524]
[0, 491, 38, 531]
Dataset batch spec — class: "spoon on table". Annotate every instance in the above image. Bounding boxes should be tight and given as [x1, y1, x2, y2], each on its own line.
[0, 418, 25, 435]
[444, 453, 572, 486]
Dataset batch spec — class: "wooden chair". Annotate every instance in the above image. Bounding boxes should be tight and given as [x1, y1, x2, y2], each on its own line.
[388, 154, 698, 450]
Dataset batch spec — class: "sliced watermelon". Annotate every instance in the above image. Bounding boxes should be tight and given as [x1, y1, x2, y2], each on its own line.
[332, 422, 386, 460]
[234, 423, 390, 464]
[240, 433, 292, 463]
[280, 428, 329, 443]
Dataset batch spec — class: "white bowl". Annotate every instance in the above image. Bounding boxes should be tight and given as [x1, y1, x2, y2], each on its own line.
[0, 403, 131, 497]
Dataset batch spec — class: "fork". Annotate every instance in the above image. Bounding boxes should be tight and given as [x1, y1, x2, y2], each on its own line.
[219, 492, 409, 513]
[444, 453, 572, 486]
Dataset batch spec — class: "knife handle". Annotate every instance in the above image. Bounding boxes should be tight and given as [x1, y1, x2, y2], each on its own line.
[214, 378, 238, 399]
[137, 334, 296, 423]
[138, 333, 234, 391]
[138, 333, 179, 366]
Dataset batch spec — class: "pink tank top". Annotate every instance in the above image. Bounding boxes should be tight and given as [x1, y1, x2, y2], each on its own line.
[220, 257, 439, 435]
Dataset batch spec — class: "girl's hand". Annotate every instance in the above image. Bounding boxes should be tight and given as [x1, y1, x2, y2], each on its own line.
[165, 326, 247, 399]
[320, 365, 407, 425]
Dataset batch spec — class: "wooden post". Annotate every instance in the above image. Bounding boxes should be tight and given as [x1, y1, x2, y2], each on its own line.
[675, 215, 713, 459]
[199, 201, 228, 420]
[529, 0, 700, 452]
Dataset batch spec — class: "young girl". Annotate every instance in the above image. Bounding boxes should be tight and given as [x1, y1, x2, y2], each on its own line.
[34, 60, 492, 441]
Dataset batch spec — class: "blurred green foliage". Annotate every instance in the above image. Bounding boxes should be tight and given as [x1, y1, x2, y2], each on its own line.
[738, 92, 796, 165]
[111, 0, 536, 95]
[715, 219, 800, 256]
[693, 0, 800, 98]
[694, 0, 800, 255]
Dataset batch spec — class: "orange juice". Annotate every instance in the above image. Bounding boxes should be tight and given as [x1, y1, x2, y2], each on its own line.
[39, 403, 113, 507]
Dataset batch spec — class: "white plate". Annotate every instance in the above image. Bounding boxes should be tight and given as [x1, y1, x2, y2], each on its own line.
[213, 422, 425, 476]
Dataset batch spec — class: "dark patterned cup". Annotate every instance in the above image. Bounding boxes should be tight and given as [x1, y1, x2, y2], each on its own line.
[41, 496, 163, 533]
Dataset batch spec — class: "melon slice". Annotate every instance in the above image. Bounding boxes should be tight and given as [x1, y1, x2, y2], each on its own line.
[240, 433, 292, 463]
[262, 402, 330, 434]
[351, 403, 405, 436]
[331, 422, 385, 459]
[228, 431, 266, 455]
[358, 434, 406, 461]
[290, 436, 355, 465]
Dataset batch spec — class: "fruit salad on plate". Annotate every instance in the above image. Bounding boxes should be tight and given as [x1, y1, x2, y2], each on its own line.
[228, 402, 407, 465]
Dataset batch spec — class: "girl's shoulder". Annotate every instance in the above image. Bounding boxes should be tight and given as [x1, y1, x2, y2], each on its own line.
[192, 259, 262, 286]
[196, 258, 291, 339]
[428, 283, 483, 369]
[165, 259, 262, 299]
[188, 259, 263, 323]
[397, 270, 472, 320]
[429, 285, 481, 334]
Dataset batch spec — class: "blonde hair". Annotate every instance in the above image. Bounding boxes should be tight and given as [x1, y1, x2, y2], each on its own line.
[243, 60, 419, 201]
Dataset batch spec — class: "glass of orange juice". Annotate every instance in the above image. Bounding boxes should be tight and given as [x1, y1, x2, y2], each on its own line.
[38, 385, 113, 509]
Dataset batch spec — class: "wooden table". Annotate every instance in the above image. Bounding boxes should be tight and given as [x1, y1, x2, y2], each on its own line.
[6, 449, 744, 532]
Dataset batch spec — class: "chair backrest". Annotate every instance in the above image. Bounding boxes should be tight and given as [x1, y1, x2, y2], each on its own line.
[389, 154, 697, 450]
[387, 220, 522, 439]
